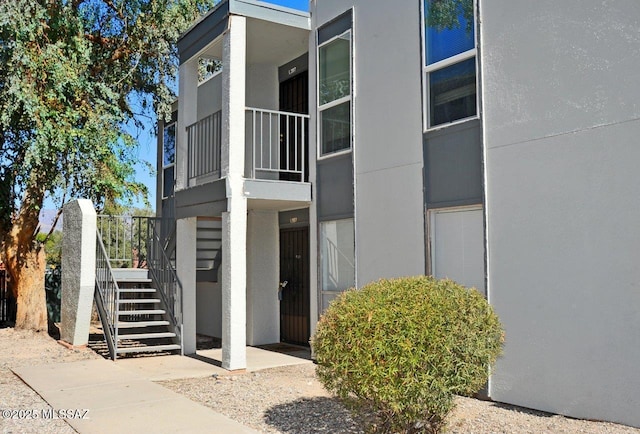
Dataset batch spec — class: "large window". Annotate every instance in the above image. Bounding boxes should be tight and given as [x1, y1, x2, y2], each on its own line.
[318, 31, 352, 157]
[320, 219, 355, 297]
[162, 122, 176, 199]
[423, 0, 477, 129]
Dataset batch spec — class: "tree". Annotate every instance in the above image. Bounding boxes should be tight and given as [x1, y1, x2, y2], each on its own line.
[425, 0, 474, 32]
[0, 0, 214, 331]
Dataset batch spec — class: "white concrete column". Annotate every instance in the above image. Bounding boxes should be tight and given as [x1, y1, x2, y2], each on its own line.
[61, 199, 96, 347]
[222, 204, 247, 370]
[177, 59, 198, 191]
[221, 14, 248, 371]
[221, 14, 246, 178]
[246, 210, 280, 346]
[176, 217, 198, 354]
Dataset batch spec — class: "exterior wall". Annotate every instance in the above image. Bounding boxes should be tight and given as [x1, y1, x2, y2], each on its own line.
[246, 210, 280, 345]
[197, 73, 223, 119]
[196, 281, 222, 338]
[482, 0, 640, 427]
[246, 63, 278, 110]
[311, 1, 426, 291]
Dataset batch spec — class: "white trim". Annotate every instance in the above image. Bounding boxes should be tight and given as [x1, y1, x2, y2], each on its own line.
[425, 48, 476, 73]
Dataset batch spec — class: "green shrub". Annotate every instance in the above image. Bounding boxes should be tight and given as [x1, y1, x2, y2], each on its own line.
[311, 276, 504, 434]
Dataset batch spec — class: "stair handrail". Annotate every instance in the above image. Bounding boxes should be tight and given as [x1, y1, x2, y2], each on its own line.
[94, 229, 119, 360]
[146, 218, 183, 342]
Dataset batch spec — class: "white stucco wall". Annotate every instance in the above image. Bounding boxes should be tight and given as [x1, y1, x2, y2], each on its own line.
[246, 210, 280, 345]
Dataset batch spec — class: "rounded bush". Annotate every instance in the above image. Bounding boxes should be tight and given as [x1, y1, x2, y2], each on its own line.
[311, 276, 504, 433]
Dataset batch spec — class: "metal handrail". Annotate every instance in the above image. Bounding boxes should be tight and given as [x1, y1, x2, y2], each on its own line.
[97, 215, 151, 269]
[147, 218, 183, 335]
[94, 230, 119, 360]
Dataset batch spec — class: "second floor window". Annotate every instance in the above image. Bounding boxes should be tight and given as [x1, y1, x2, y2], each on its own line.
[318, 30, 352, 157]
[162, 122, 176, 198]
[423, 0, 477, 129]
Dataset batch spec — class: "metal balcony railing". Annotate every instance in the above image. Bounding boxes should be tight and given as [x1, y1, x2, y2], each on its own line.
[246, 107, 309, 182]
[185, 108, 309, 184]
[187, 110, 222, 184]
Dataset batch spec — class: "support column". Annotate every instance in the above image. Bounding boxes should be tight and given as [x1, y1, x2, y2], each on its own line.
[176, 217, 197, 354]
[177, 58, 198, 191]
[221, 14, 248, 371]
[60, 199, 96, 347]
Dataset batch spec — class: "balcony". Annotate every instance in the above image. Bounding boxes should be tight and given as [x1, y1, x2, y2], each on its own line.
[186, 107, 309, 186]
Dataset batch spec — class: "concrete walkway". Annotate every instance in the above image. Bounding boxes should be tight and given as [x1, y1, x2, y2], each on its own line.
[13, 347, 310, 433]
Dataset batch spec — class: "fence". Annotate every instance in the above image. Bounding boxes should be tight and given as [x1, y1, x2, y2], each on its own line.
[0, 269, 16, 324]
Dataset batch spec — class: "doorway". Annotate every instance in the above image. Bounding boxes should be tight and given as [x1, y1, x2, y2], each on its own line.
[279, 226, 310, 345]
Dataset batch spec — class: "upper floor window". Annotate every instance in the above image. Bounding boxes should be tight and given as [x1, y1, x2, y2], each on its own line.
[318, 30, 352, 157]
[423, 0, 477, 129]
[162, 122, 176, 199]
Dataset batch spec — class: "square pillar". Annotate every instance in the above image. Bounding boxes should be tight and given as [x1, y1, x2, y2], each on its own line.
[177, 59, 198, 191]
[61, 199, 96, 347]
[221, 14, 248, 371]
[222, 199, 247, 370]
[176, 217, 197, 354]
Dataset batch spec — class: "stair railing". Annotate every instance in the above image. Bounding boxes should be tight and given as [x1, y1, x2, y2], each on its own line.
[94, 230, 119, 360]
[146, 218, 183, 350]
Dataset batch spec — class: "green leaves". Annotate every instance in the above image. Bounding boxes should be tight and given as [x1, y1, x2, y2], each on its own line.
[0, 0, 214, 224]
[312, 276, 504, 434]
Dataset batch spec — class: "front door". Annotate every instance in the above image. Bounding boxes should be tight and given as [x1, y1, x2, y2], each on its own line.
[279, 72, 308, 182]
[279, 227, 310, 345]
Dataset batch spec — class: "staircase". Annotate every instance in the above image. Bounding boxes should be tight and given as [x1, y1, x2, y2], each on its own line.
[94, 216, 183, 360]
[196, 218, 222, 282]
[111, 270, 181, 356]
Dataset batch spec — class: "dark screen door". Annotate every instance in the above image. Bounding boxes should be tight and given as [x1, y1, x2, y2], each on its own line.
[279, 227, 310, 345]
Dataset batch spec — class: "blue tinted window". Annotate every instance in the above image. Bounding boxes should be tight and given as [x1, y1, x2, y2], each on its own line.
[425, 1, 475, 65]
[429, 58, 476, 126]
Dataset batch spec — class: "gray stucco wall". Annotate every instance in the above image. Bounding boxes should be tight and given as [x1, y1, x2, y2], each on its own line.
[424, 119, 483, 208]
[312, 1, 426, 287]
[197, 73, 223, 119]
[482, 0, 640, 427]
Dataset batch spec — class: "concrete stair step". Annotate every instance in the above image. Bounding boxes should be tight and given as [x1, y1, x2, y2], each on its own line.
[116, 278, 152, 284]
[118, 299, 161, 304]
[117, 320, 170, 328]
[119, 287, 156, 293]
[118, 332, 177, 340]
[116, 344, 181, 354]
[119, 309, 166, 316]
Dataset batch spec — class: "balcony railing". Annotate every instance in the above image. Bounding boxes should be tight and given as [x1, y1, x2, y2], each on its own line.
[185, 108, 309, 184]
[187, 110, 222, 184]
[246, 107, 309, 182]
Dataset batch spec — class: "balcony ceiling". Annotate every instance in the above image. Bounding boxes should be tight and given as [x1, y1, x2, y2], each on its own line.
[246, 17, 309, 65]
[198, 17, 308, 66]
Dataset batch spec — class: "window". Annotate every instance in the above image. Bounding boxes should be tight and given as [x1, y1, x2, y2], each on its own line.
[423, 0, 477, 129]
[318, 31, 352, 156]
[162, 122, 176, 199]
[320, 219, 355, 294]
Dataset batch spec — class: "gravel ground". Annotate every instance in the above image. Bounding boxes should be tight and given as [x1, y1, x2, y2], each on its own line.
[161, 364, 640, 434]
[0, 327, 99, 434]
[1, 327, 639, 434]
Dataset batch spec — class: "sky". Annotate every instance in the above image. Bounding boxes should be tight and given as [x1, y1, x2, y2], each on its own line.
[261, 0, 308, 11]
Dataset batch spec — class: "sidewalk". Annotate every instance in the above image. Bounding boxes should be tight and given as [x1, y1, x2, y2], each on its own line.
[13, 358, 259, 434]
